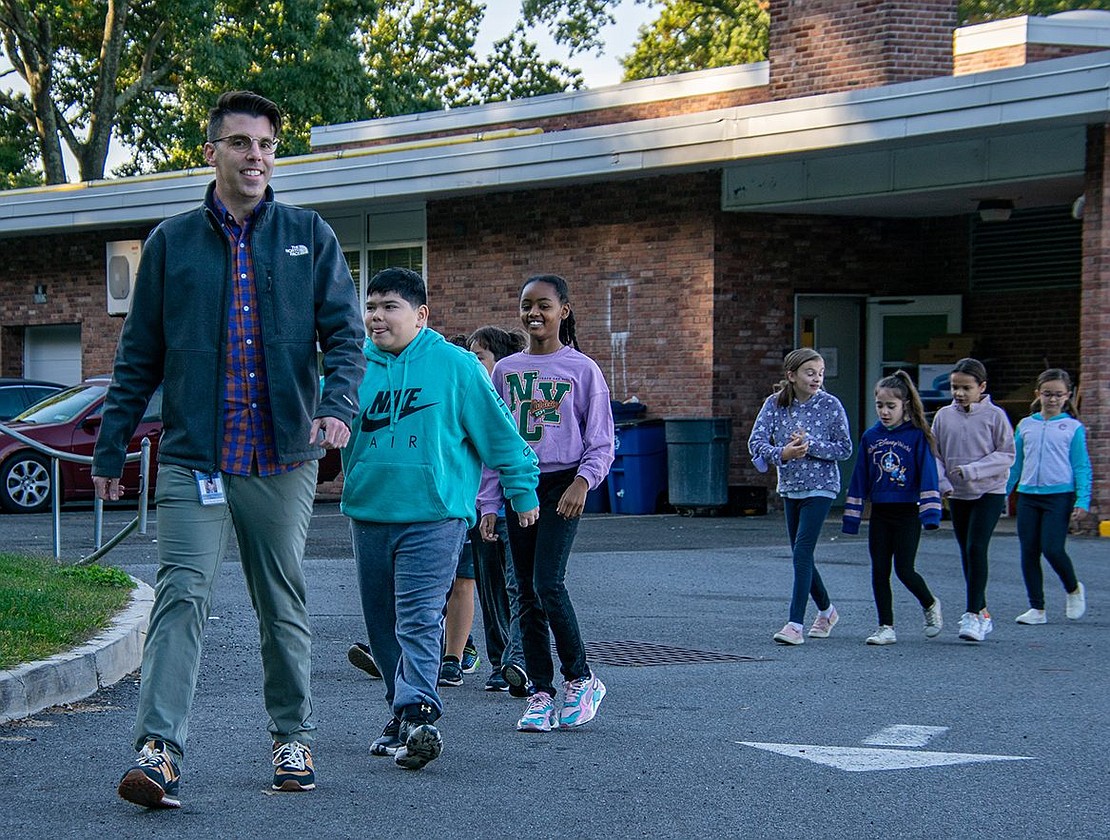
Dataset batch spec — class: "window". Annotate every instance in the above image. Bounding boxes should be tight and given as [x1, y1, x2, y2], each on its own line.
[368, 246, 424, 278]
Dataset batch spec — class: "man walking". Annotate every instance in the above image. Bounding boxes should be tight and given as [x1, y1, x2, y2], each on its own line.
[93, 90, 365, 808]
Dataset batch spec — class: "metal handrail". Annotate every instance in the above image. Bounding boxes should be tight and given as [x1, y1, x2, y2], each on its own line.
[0, 421, 151, 563]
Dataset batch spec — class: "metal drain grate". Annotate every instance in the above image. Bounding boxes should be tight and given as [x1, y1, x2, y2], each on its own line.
[576, 640, 763, 667]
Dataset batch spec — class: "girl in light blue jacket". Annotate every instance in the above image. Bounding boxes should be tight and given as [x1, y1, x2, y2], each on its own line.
[1007, 369, 1091, 625]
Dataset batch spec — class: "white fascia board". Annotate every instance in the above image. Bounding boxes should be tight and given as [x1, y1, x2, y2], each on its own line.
[955, 13, 1110, 54]
[310, 63, 769, 148]
[1, 53, 1108, 235]
[954, 17, 1032, 54]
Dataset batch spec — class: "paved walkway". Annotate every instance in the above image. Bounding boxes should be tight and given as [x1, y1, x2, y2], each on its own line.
[1, 505, 1106, 839]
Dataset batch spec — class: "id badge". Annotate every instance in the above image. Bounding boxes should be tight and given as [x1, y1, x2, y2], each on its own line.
[194, 470, 226, 506]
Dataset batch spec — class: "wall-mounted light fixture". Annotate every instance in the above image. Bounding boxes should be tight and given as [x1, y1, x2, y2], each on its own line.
[1071, 194, 1086, 221]
[977, 198, 1013, 223]
[33, 283, 47, 304]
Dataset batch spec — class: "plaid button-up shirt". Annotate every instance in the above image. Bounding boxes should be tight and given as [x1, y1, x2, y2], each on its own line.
[215, 195, 294, 476]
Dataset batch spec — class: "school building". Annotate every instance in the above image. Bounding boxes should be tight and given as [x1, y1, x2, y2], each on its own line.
[0, 1, 1107, 524]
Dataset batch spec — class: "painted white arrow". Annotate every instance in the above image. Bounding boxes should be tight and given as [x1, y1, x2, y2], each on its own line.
[738, 742, 1033, 772]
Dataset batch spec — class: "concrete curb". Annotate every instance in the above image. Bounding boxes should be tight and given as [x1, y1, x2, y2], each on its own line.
[0, 576, 153, 725]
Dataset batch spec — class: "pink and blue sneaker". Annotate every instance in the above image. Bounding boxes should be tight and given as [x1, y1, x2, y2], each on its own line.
[558, 672, 607, 728]
[517, 691, 557, 732]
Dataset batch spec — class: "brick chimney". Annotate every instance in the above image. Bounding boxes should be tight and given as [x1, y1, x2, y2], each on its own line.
[769, 0, 958, 100]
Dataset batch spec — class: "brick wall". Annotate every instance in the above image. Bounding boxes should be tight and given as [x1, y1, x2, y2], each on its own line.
[769, 0, 956, 99]
[0, 226, 149, 379]
[1080, 125, 1109, 525]
[953, 44, 1027, 75]
[424, 174, 721, 420]
[954, 43, 1104, 75]
[317, 89, 770, 154]
[963, 288, 1080, 405]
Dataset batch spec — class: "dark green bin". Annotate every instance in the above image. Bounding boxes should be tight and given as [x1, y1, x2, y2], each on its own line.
[664, 418, 733, 509]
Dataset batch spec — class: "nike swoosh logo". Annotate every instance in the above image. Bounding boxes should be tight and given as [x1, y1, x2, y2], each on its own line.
[361, 402, 438, 433]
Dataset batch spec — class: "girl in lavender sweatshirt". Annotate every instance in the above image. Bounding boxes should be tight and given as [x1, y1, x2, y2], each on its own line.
[478, 274, 614, 733]
[931, 358, 1016, 643]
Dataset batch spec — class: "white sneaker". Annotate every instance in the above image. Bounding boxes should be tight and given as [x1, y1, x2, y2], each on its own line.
[958, 612, 984, 642]
[979, 610, 993, 638]
[865, 625, 897, 645]
[1065, 582, 1086, 620]
[1015, 608, 1047, 625]
[923, 599, 943, 638]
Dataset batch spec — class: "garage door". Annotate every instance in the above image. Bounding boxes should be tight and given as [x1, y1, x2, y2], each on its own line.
[24, 324, 82, 385]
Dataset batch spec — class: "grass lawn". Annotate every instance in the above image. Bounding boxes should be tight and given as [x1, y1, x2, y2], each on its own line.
[0, 554, 134, 671]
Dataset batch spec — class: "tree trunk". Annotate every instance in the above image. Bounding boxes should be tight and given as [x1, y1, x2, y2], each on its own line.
[78, 0, 131, 182]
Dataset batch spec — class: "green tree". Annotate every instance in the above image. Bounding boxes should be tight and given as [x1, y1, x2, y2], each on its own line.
[464, 25, 584, 103]
[621, 0, 768, 80]
[0, 0, 211, 184]
[0, 106, 39, 188]
[117, 0, 372, 173]
[2, 0, 584, 185]
[361, 0, 485, 117]
[959, 1, 1109, 24]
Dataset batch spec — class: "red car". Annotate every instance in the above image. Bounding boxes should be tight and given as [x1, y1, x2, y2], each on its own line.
[0, 376, 342, 514]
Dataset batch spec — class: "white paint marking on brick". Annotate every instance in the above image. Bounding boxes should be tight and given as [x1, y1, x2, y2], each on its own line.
[739, 742, 1032, 773]
[861, 724, 949, 747]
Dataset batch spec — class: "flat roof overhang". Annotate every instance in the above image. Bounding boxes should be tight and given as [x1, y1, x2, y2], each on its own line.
[0, 50, 1106, 236]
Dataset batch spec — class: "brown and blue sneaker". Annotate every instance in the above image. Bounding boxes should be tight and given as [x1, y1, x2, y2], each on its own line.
[272, 741, 315, 791]
[117, 739, 181, 809]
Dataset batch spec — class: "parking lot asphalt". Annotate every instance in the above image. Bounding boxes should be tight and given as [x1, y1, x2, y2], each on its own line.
[1, 504, 1107, 839]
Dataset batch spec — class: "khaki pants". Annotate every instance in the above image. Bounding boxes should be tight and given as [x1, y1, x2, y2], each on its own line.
[133, 462, 317, 765]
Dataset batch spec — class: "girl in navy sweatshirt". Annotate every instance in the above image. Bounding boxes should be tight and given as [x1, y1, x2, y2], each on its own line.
[844, 371, 944, 645]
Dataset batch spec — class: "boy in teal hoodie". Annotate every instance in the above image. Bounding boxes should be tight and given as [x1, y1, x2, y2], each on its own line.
[341, 267, 539, 771]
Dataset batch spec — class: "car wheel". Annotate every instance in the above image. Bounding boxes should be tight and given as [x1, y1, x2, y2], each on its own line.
[0, 451, 53, 513]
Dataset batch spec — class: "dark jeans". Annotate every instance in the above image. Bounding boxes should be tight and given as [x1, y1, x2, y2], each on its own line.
[783, 496, 834, 625]
[471, 518, 523, 670]
[869, 502, 935, 627]
[1017, 492, 1079, 610]
[506, 468, 590, 696]
[948, 494, 1005, 614]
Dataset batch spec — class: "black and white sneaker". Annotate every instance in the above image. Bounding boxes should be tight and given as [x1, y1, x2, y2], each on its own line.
[438, 655, 464, 687]
[370, 717, 403, 756]
[347, 642, 383, 679]
[395, 704, 443, 770]
[501, 662, 531, 698]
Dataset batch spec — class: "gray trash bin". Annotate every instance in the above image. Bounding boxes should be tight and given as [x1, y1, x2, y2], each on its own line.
[664, 418, 733, 510]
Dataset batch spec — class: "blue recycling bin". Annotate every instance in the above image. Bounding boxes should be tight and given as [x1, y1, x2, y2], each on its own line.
[608, 420, 667, 514]
[583, 479, 610, 513]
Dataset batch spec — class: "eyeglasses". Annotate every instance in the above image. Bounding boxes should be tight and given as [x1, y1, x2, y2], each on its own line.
[211, 134, 279, 155]
[1038, 391, 1069, 400]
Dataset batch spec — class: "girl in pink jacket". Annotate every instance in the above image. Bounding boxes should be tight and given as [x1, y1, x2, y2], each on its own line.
[931, 358, 1015, 643]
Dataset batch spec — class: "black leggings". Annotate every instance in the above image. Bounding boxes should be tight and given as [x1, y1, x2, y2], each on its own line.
[1017, 492, 1079, 610]
[948, 494, 1005, 614]
[869, 503, 935, 627]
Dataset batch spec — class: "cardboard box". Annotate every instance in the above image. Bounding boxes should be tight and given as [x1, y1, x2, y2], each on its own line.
[918, 364, 952, 392]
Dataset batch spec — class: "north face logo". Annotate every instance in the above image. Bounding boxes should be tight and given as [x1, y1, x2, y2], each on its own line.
[285, 244, 309, 256]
